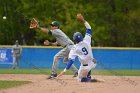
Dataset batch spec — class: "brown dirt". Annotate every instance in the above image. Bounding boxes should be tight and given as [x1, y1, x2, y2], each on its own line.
[0, 74, 140, 93]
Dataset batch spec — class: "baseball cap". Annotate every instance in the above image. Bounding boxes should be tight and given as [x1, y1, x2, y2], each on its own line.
[50, 21, 60, 27]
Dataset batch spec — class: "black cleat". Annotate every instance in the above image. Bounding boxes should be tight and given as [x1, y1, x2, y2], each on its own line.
[87, 75, 91, 79]
[47, 73, 57, 79]
[73, 72, 78, 77]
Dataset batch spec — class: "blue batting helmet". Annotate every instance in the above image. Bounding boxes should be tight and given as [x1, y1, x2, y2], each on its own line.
[73, 32, 83, 43]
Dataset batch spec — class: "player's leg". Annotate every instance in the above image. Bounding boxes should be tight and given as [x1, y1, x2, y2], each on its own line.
[16, 57, 20, 68]
[47, 48, 69, 79]
[15, 57, 19, 68]
[78, 65, 90, 82]
[89, 60, 96, 71]
[12, 57, 16, 69]
[63, 57, 78, 77]
[77, 65, 82, 81]
[87, 60, 97, 79]
[87, 70, 91, 79]
[63, 45, 78, 77]
[47, 54, 60, 79]
[47, 46, 78, 79]
[81, 70, 91, 82]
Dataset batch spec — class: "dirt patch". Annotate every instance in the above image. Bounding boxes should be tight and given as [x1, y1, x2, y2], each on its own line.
[0, 74, 140, 93]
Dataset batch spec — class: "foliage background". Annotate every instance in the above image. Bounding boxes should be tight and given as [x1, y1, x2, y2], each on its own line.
[0, 0, 140, 47]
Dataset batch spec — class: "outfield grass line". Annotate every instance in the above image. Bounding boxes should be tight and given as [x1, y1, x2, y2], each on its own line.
[0, 69, 140, 76]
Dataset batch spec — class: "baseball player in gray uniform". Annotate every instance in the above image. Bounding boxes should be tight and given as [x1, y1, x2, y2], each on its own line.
[30, 19, 78, 79]
[12, 40, 22, 69]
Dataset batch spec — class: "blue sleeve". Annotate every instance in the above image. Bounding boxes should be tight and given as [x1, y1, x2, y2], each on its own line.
[86, 29, 92, 36]
[65, 58, 74, 70]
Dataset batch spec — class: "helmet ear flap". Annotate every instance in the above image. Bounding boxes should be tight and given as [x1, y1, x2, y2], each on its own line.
[73, 32, 83, 43]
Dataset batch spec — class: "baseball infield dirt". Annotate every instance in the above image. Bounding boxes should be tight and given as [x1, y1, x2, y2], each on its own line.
[0, 74, 140, 93]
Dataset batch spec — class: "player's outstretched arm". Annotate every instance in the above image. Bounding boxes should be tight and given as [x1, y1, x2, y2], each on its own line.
[38, 27, 50, 34]
[77, 13, 92, 44]
[77, 13, 91, 33]
[77, 13, 91, 29]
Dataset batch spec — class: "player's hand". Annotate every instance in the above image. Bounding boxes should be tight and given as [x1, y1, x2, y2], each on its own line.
[44, 40, 50, 46]
[57, 71, 65, 78]
[29, 18, 39, 29]
[77, 13, 85, 22]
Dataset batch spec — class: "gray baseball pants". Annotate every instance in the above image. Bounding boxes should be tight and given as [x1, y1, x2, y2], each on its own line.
[52, 45, 78, 74]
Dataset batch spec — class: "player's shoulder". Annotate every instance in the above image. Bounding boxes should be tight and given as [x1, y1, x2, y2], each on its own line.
[53, 28, 62, 32]
[72, 42, 84, 49]
[83, 34, 91, 42]
[52, 29, 64, 34]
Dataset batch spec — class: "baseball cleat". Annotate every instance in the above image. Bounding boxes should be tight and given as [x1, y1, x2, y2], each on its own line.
[73, 72, 78, 77]
[87, 75, 91, 79]
[47, 73, 57, 79]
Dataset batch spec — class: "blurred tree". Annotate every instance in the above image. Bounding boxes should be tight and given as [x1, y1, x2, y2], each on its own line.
[0, 0, 139, 47]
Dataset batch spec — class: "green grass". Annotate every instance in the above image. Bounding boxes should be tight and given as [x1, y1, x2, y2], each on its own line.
[0, 80, 31, 89]
[0, 69, 140, 76]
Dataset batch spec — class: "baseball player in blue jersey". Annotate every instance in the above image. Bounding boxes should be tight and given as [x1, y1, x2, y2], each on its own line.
[30, 18, 78, 79]
[57, 14, 97, 82]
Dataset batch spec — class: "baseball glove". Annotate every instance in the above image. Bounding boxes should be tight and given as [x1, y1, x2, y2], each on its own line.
[29, 18, 39, 29]
[77, 13, 85, 22]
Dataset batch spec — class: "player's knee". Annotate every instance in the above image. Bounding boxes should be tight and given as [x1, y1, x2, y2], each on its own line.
[54, 56, 60, 62]
[93, 59, 97, 64]
[63, 57, 68, 64]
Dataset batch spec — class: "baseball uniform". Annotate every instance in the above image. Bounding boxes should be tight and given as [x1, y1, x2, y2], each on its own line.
[49, 29, 78, 74]
[12, 40, 22, 69]
[64, 21, 96, 81]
